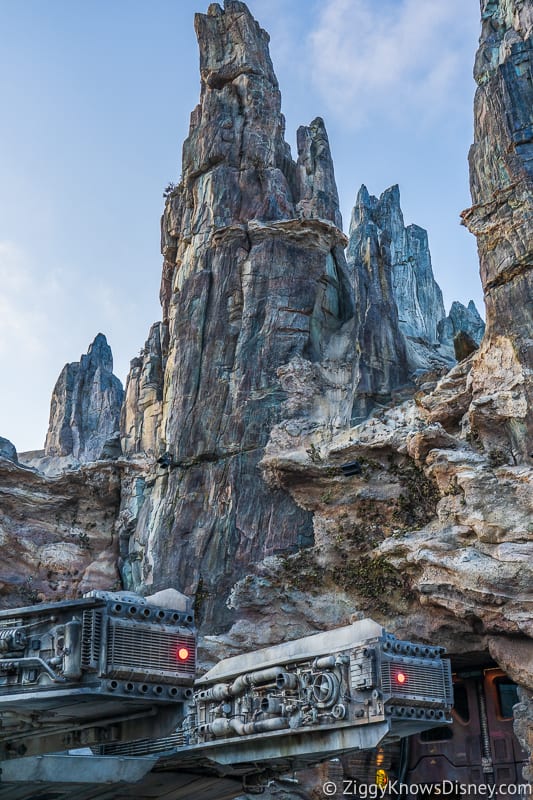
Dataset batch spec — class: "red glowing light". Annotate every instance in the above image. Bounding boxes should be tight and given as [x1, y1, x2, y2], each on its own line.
[177, 647, 190, 661]
[396, 672, 407, 685]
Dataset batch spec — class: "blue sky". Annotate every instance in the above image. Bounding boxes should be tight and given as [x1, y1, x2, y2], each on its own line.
[0, 0, 481, 452]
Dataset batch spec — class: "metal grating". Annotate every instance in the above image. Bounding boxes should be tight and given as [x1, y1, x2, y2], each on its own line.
[99, 729, 187, 756]
[381, 660, 452, 704]
[81, 610, 103, 671]
[106, 621, 196, 680]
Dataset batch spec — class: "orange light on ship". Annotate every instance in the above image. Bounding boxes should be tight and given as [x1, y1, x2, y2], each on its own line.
[376, 769, 388, 788]
[177, 647, 190, 661]
[395, 671, 407, 685]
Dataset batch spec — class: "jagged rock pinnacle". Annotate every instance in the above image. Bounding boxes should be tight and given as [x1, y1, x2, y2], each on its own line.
[120, 0, 355, 627]
[461, 0, 533, 460]
[44, 334, 124, 463]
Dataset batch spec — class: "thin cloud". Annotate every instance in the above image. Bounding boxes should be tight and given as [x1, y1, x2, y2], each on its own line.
[0, 241, 70, 450]
[307, 0, 478, 129]
[0, 241, 53, 357]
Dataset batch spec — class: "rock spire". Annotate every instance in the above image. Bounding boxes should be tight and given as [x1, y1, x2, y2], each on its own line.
[461, 0, 533, 461]
[119, 0, 357, 627]
[44, 334, 124, 463]
[346, 185, 410, 418]
[346, 183, 455, 417]
[437, 300, 485, 350]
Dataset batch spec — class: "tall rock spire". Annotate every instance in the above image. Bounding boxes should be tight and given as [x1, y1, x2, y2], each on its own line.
[44, 334, 124, 463]
[346, 183, 454, 418]
[120, 0, 356, 627]
[347, 185, 409, 418]
[461, 0, 533, 461]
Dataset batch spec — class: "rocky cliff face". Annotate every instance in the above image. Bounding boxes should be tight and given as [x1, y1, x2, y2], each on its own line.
[461, 0, 533, 463]
[118, 0, 357, 628]
[0, 437, 17, 463]
[347, 183, 455, 420]
[0, 455, 121, 608]
[438, 299, 485, 349]
[1, 335, 125, 606]
[1, 0, 532, 789]
[355, 184, 446, 347]
[245, 0, 533, 782]
[121, 322, 165, 457]
[346, 185, 409, 420]
[43, 334, 124, 465]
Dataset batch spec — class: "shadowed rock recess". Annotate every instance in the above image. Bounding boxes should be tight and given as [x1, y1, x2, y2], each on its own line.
[1, 0, 532, 790]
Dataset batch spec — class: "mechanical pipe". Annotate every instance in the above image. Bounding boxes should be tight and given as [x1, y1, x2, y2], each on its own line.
[208, 716, 289, 738]
[229, 667, 296, 696]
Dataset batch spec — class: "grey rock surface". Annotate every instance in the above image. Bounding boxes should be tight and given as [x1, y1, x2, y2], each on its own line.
[121, 322, 165, 457]
[255, 0, 533, 780]
[438, 299, 485, 348]
[0, 457, 121, 608]
[347, 185, 410, 419]
[44, 334, 124, 464]
[461, 0, 533, 462]
[346, 183, 453, 419]
[118, 0, 358, 629]
[0, 437, 18, 463]
[2, 0, 532, 788]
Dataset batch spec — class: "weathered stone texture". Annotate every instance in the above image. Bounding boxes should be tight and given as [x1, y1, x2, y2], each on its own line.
[44, 334, 124, 464]
[121, 323, 165, 457]
[346, 184, 454, 420]
[2, 0, 532, 788]
[0, 457, 121, 608]
[0, 437, 17, 463]
[120, 0, 357, 629]
[514, 688, 533, 782]
[346, 185, 409, 419]
[438, 299, 485, 348]
[243, 0, 533, 777]
[462, 0, 533, 461]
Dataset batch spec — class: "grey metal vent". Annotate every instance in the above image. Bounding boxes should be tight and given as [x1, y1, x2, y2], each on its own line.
[381, 659, 453, 705]
[106, 621, 195, 681]
[81, 609, 103, 671]
[100, 729, 187, 757]
[0, 618, 23, 628]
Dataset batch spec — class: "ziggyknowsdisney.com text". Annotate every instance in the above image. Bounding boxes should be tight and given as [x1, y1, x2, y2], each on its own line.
[322, 781, 533, 797]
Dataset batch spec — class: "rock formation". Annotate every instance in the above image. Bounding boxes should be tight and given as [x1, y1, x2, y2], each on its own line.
[121, 322, 165, 457]
[118, 0, 357, 628]
[0, 455, 121, 608]
[1, 336, 124, 606]
[346, 185, 410, 419]
[1, 0, 532, 789]
[0, 436, 17, 463]
[346, 183, 456, 419]
[438, 299, 485, 349]
[44, 333, 124, 464]
[461, 0, 533, 463]
[356, 184, 446, 347]
[248, 0, 533, 781]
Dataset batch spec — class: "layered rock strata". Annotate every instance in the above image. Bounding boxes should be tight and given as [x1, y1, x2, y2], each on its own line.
[1, 0, 531, 787]
[461, 0, 533, 462]
[346, 185, 410, 419]
[346, 184, 456, 419]
[0, 455, 121, 608]
[238, 0, 533, 780]
[44, 334, 124, 464]
[118, 0, 357, 628]
[121, 322, 165, 457]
